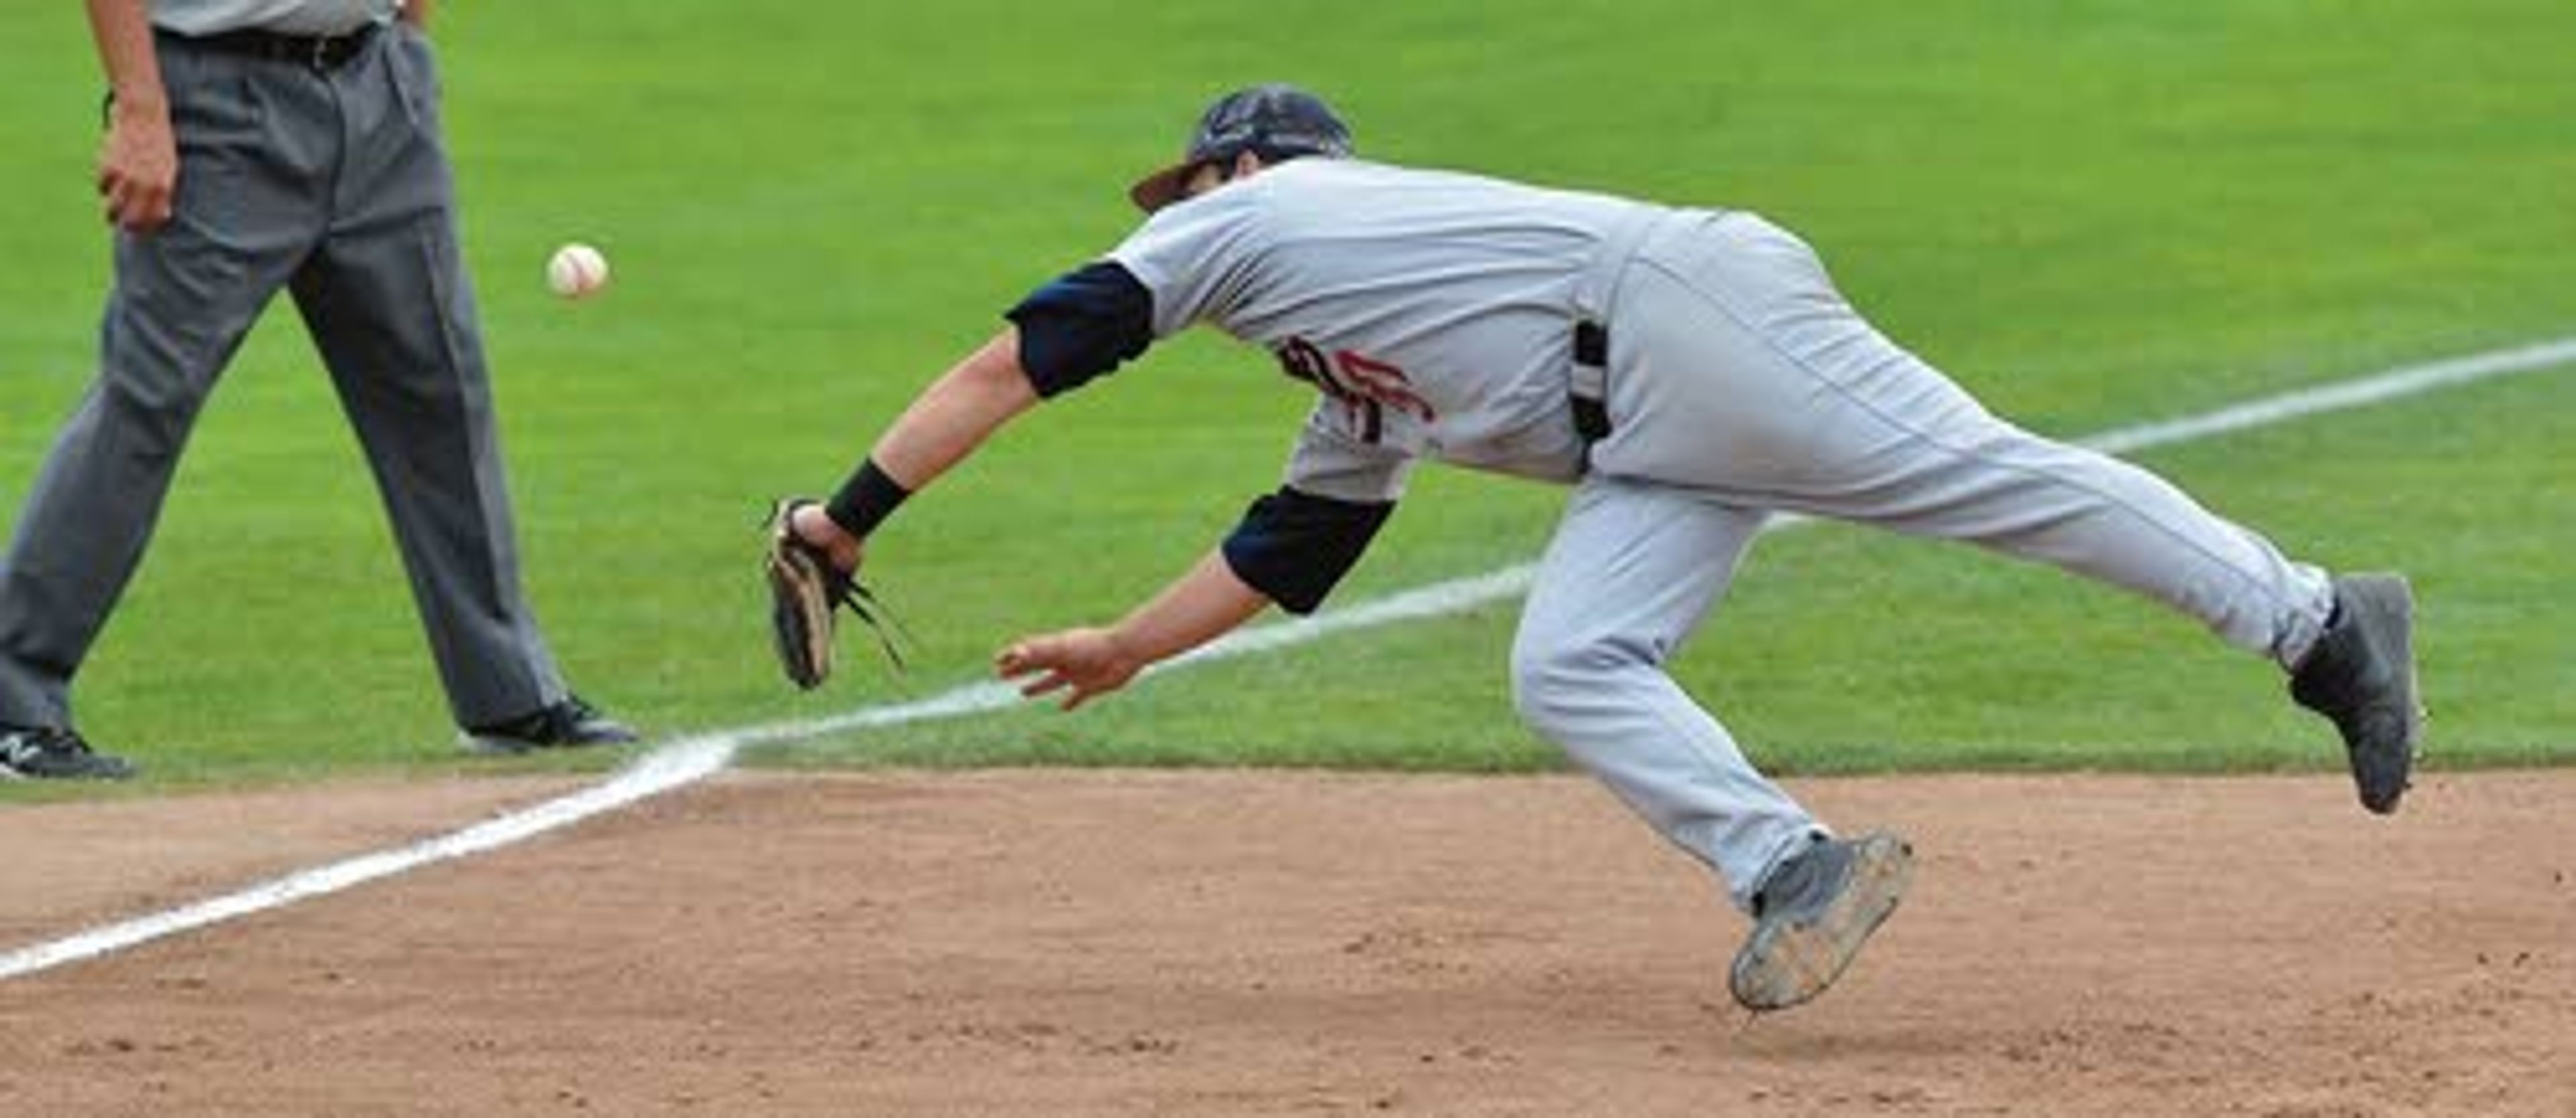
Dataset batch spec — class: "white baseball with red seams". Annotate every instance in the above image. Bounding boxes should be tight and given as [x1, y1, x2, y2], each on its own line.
[546, 243, 609, 299]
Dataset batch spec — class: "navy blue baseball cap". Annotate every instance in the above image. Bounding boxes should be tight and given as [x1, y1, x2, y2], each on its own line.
[1128, 84, 1354, 212]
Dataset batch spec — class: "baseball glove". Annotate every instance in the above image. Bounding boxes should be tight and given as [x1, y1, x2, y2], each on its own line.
[765, 498, 909, 690]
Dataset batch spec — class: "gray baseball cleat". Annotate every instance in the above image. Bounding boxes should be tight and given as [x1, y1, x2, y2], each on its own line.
[2288, 573, 2420, 815]
[1729, 831, 1913, 1012]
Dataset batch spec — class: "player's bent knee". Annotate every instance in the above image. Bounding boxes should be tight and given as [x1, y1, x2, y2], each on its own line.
[1509, 635, 1642, 734]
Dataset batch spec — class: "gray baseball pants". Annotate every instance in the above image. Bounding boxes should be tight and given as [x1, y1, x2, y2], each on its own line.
[1514, 211, 2334, 909]
[0, 25, 565, 730]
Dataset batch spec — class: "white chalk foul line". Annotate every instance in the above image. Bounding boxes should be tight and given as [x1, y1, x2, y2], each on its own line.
[2084, 335, 2576, 456]
[4, 334, 2571, 983]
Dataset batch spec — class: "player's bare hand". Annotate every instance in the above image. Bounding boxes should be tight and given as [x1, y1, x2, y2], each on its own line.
[787, 502, 865, 573]
[996, 627, 1141, 710]
[98, 97, 178, 233]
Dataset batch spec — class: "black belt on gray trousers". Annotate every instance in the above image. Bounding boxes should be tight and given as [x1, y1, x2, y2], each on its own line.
[161, 23, 380, 70]
[1571, 320, 1612, 443]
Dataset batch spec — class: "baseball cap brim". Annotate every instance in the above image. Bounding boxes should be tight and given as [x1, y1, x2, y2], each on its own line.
[1128, 160, 1198, 213]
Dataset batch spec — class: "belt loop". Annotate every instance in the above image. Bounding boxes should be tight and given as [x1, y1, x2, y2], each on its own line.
[1566, 209, 1665, 449]
[1570, 320, 1611, 444]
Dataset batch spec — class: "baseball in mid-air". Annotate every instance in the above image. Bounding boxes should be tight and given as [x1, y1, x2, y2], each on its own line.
[545, 243, 610, 300]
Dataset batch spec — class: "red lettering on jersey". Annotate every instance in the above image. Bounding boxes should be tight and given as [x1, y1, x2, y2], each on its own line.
[1269, 338, 1434, 445]
[1332, 349, 1436, 424]
[1273, 337, 1379, 441]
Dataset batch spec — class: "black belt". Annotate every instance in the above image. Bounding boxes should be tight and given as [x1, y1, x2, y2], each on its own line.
[169, 23, 380, 70]
[1571, 320, 1612, 443]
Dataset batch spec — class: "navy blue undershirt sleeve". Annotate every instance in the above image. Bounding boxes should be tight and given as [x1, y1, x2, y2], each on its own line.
[1220, 486, 1397, 615]
[1004, 261, 1155, 398]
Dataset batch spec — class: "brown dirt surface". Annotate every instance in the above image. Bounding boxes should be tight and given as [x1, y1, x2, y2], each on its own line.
[3, 768, 2571, 1117]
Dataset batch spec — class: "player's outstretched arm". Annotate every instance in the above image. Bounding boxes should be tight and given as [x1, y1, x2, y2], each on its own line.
[867, 330, 1041, 492]
[788, 329, 1040, 568]
[765, 329, 1047, 690]
[996, 551, 1270, 710]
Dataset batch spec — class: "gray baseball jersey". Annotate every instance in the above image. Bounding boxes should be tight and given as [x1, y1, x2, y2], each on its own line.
[1094, 154, 2333, 911]
[1109, 158, 1666, 504]
[150, 0, 394, 36]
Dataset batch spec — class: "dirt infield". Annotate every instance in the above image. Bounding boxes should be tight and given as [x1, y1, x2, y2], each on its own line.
[3, 768, 2570, 1116]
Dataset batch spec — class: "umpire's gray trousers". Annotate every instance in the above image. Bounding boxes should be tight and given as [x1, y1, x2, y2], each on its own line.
[0, 25, 566, 730]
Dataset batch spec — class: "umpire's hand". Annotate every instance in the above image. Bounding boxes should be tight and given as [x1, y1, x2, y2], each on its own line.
[99, 95, 178, 232]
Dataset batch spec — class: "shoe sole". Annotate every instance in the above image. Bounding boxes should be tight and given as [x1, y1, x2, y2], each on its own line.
[459, 733, 540, 757]
[458, 726, 638, 757]
[0, 760, 135, 780]
[456, 736, 629, 757]
[2341, 574, 2420, 814]
[1, 741, 138, 780]
[1729, 833, 1914, 1012]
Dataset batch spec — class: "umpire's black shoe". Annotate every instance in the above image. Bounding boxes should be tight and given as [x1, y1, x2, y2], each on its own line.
[2290, 573, 2420, 815]
[1729, 831, 1913, 1012]
[0, 725, 136, 781]
[461, 695, 639, 756]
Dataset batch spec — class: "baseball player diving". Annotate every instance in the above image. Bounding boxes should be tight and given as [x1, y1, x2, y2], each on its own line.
[767, 85, 2422, 1012]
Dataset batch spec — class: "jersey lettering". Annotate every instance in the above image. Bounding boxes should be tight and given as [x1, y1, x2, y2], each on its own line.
[1271, 337, 1435, 444]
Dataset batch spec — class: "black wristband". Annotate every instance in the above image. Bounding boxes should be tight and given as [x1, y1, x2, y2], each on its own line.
[823, 457, 912, 539]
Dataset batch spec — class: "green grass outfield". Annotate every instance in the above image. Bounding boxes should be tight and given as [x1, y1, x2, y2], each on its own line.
[3, 1, 2571, 793]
